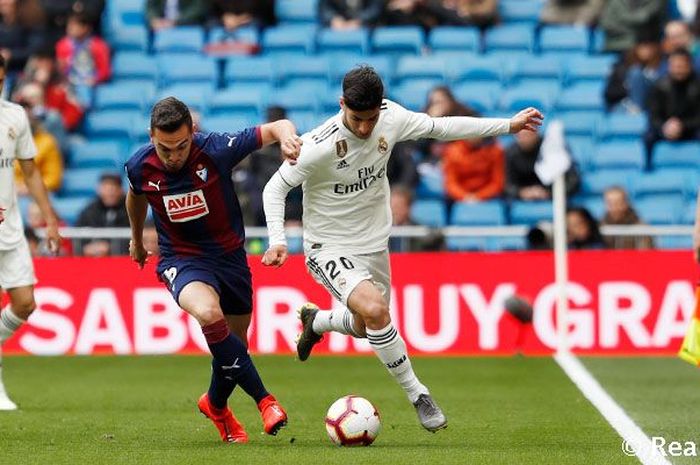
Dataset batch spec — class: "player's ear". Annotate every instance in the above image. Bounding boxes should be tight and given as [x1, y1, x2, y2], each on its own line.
[339, 97, 345, 110]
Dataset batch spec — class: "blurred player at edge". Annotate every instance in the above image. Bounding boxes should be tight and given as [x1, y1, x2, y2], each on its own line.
[124, 97, 302, 443]
[262, 66, 543, 432]
[0, 54, 62, 410]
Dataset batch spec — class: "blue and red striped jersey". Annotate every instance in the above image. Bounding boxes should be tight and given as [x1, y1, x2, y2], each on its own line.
[124, 128, 262, 258]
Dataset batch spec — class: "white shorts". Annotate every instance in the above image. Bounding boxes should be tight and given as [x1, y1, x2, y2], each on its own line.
[305, 248, 391, 306]
[0, 239, 37, 290]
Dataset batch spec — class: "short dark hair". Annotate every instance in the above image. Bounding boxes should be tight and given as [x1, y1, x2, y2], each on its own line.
[669, 47, 693, 62]
[342, 66, 384, 111]
[0, 54, 5, 70]
[99, 173, 122, 185]
[150, 97, 193, 133]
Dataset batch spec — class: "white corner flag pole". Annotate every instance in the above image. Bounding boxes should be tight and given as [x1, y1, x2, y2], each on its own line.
[552, 173, 569, 354]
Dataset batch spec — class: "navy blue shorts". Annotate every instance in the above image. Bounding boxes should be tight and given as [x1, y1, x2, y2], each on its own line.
[156, 247, 253, 315]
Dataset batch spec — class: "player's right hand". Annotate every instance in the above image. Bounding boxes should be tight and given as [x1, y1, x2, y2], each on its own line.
[262, 244, 288, 268]
[281, 134, 303, 165]
[130, 240, 152, 270]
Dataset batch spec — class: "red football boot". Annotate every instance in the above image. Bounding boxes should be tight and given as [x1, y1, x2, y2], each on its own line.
[257, 394, 288, 435]
[197, 393, 249, 443]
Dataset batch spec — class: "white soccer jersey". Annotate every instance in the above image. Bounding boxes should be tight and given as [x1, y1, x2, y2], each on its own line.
[0, 100, 37, 250]
[264, 99, 511, 254]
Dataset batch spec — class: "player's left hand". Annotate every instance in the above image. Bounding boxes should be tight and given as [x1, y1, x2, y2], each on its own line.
[45, 222, 62, 255]
[130, 240, 152, 269]
[509, 107, 544, 133]
[281, 134, 303, 165]
[262, 244, 288, 268]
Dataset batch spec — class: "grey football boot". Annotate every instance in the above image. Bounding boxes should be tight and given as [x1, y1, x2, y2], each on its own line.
[296, 303, 323, 361]
[413, 393, 447, 432]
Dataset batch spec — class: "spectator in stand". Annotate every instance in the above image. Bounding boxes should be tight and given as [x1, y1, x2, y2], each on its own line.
[646, 48, 700, 156]
[505, 129, 580, 200]
[55, 11, 110, 107]
[599, 0, 666, 53]
[389, 185, 444, 251]
[19, 49, 84, 131]
[0, 0, 46, 74]
[12, 81, 67, 153]
[567, 206, 606, 249]
[41, 0, 105, 44]
[674, 0, 698, 22]
[540, 0, 605, 26]
[24, 201, 73, 255]
[600, 186, 654, 249]
[13, 94, 64, 195]
[439, 0, 499, 28]
[443, 133, 505, 203]
[146, 0, 210, 30]
[319, 0, 383, 29]
[663, 20, 700, 66]
[604, 34, 664, 113]
[75, 173, 130, 256]
[210, 0, 274, 30]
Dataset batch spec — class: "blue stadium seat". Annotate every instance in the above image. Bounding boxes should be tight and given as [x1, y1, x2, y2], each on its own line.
[69, 141, 124, 169]
[450, 201, 506, 225]
[575, 196, 605, 219]
[61, 168, 106, 197]
[262, 25, 317, 55]
[636, 196, 683, 224]
[319, 87, 342, 112]
[598, 113, 647, 141]
[682, 201, 696, 224]
[94, 82, 155, 112]
[395, 56, 448, 85]
[52, 196, 93, 225]
[449, 55, 504, 84]
[650, 168, 700, 200]
[372, 27, 424, 56]
[500, 81, 559, 112]
[453, 82, 501, 113]
[225, 56, 276, 85]
[631, 171, 688, 200]
[328, 54, 393, 85]
[429, 27, 480, 53]
[317, 28, 369, 55]
[415, 170, 445, 199]
[590, 141, 645, 170]
[84, 110, 139, 139]
[483, 24, 535, 54]
[507, 56, 563, 84]
[565, 55, 616, 85]
[565, 135, 594, 168]
[556, 83, 604, 112]
[277, 55, 331, 87]
[204, 115, 258, 134]
[208, 25, 259, 47]
[158, 54, 217, 86]
[276, 0, 318, 24]
[499, 0, 543, 24]
[391, 79, 442, 111]
[656, 236, 693, 249]
[411, 199, 447, 227]
[446, 237, 489, 251]
[112, 52, 158, 81]
[104, 0, 144, 31]
[268, 86, 319, 112]
[287, 110, 325, 134]
[652, 141, 700, 169]
[129, 115, 151, 144]
[556, 111, 602, 138]
[538, 26, 589, 54]
[207, 87, 267, 118]
[580, 169, 637, 195]
[156, 84, 214, 113]
[109, 26, 148, 52]
[153, 26, 205, 53]
[509, 201, 552, 224]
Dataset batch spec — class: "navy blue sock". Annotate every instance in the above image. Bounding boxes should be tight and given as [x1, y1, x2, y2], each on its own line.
[207, 359, 237, 409]
[202, 319, 269, 406]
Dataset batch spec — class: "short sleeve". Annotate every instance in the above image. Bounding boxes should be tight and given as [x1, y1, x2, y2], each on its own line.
[203, 127, 262, 171]
[15, 109, 37, 160]
[124, 157, 143, 195]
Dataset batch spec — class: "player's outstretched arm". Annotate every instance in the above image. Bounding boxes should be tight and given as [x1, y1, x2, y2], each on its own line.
[17, 159, 61, 254]
[260, 119, 303, 165]
[261, 171, 295, 268]
[126, 189, 151, 269]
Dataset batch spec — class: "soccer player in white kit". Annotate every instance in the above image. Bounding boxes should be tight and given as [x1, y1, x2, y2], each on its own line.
[0, 55, 62, 410]
[262, 66, 543, 431]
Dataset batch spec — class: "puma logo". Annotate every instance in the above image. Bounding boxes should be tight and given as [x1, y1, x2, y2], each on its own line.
[227, 136, 236, 147]
[148, 180, 161, 191]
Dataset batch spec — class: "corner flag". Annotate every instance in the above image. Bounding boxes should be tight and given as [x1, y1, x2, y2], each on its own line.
[678, 286, 700, 366]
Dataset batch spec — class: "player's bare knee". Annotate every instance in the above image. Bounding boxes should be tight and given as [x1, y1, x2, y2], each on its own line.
[11, 296, 36, 319]
[362, 299, 390, 329]
[196, 305, 225, 326]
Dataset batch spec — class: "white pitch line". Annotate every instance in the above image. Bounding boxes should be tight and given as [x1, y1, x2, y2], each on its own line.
[554, 351, 673, 465]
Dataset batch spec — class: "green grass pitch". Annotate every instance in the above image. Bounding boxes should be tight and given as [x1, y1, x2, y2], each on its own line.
[0, 355, 696, 465]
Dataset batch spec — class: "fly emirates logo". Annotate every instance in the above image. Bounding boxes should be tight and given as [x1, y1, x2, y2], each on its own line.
[163, 189, 209, 222]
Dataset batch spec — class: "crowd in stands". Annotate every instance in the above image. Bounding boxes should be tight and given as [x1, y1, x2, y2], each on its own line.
[3, 0, 700, 256]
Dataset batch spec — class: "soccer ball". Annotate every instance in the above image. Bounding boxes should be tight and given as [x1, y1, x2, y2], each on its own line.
[324, 395, 381, 446]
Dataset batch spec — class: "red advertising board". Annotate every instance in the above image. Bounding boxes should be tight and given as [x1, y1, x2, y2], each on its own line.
[2, 251, 695, 356]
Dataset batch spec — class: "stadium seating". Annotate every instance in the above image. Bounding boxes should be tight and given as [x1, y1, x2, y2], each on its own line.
[157, 54, 218, 86]
[263, 25, 317, 55]
[411, 199, 447, 227]
[450, 201, 506, 226]
[61, 168, 107, 197]
[429, 27, 481, 53]
[499, 0, 543, 24]
[564, 55, 616, 85]
[556, 83, 605, 112]
[276, 0, 318, 24]
[112, 52, 158, 81]
[507, 56, 563, 84]
[94, 81, 155, 112]
[372, 26, 424, 56]
[395, 56, 448, 85]
[539, 26, 589, 54]
[598, 113, 647, 141]
[635, 196, 684, 224]
[109, 26, 148, 53]
[449, 55, 504, 85]
[153, 27, 205, 54]
[484, 24, 535, 54]
[590, 141, 645, 171]
[652, 141, 700, 170]
[53, 196, 93, 225]
[69, 141, 124, 169]
[317, 29, 370, 55]
[509, 201, 553, 224]
[225, 56, 276, 85]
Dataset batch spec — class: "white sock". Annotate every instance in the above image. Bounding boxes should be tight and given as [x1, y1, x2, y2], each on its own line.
[0, 307, 24, 344]
[312, 307, 362, 337]
[366, 323, 428, 403]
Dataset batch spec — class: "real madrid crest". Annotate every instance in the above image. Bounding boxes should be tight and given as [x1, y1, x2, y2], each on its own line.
[335, 139, 348, 158]
[377, 136, 388, 155]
